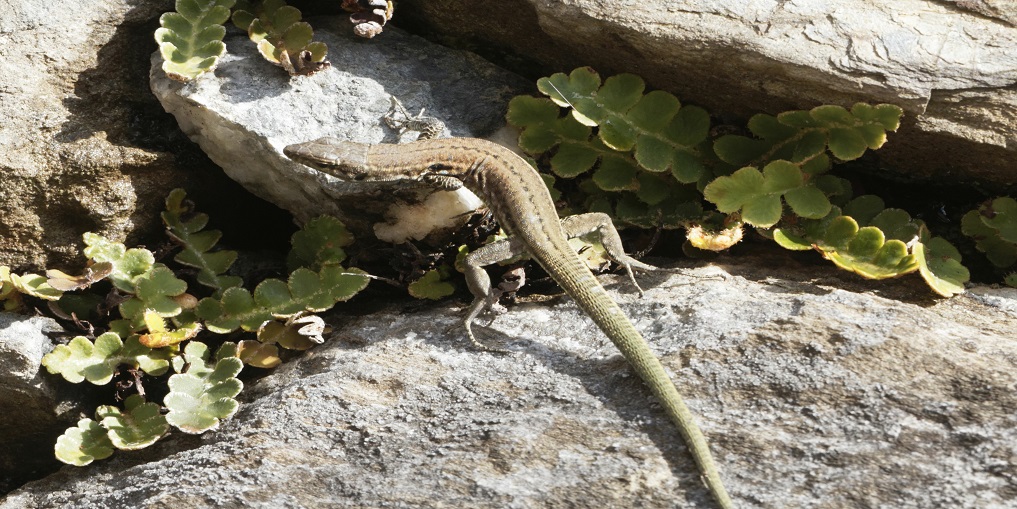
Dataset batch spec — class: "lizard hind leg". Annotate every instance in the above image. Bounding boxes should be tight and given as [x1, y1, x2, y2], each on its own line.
[559, 212, 666, 297]
[461, 236, 529, 351]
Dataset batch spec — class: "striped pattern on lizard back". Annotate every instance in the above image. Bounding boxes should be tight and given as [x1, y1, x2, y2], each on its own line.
[283, 134, 734, 508]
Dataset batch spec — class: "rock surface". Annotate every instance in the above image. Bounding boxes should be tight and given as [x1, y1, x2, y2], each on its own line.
[0, 0, 273, 273]
[2, 251, 1015, 508]
[0, 313, 68, 493]
[150, 20, 531, 245]
[4, 1, 1017, 507]
[394, 0, 1017, 187]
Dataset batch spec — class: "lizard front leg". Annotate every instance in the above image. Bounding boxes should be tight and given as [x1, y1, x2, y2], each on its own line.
[384, 97, 446, 140]
[463, 213, 663, 348]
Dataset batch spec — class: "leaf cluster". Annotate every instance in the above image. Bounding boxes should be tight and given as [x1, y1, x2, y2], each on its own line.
[1, 262, 114, 312]
[287, 215, 355, 271]
[408, 268, 456, 300]
[962, 197, 1017, 270]
[42, 332, 171, 385]
[52, 343, 239, 466]
[237, 313, 325, 368]
[165, 342, 243, 433]
[507, 68, 710, 229]
[704, 103, 898, 231]
[163, 188, 243, 295]
[508, 67, 979, 294]
[711, 103, 900, 171]
[194, 213, 368, 337]
[1, 266, 61, 309]
[56, 394, 171, 466]
[155, 0, 331, 82]
[196, 264, 369, 332]
[233, 0, 329, 76]
[36, 188, 370, 466]
[83, 233, 195, 335]
[772, 195, 967, 296]
[221, 215, 367, 367]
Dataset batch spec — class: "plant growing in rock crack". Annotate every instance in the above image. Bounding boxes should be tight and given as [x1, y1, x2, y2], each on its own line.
[32, 189, 370, 466]
[507, 67, 978, 295]
[0, 265, 63, 310]
[153, 0, 397, 81]
[962, 196, 1017, 287]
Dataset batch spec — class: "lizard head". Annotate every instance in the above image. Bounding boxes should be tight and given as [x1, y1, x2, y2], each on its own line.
[283, 137, 373, 181]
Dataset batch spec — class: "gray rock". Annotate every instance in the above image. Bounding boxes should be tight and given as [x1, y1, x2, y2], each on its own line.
[150, 20, 531, 245]
[0, 0, 258, 273]
[2, 253, 1015, 507]
[393, 0, 1017, 186]
[0, 313, 66, 493]
[6, 1, 1015, 506]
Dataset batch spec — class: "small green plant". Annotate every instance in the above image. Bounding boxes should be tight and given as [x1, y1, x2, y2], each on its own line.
[507, 67, 974, 295]
[165, 342, 243, 433]
[962, 196, 1017, 287]
[31, 189, 370, 466]
[156, 0, 332, 82]
[0, 267, 18, 311]
[50, 341, 239, 466]
[286, 215, 356, 271]
[54, 419, 114, 467]
[139, 310, 202, 348]
[232, 0, 329, 76]
[2, 262, 113, 315]
[236, 313, 325, 367]
[704, 160, 832, 228]
[42, 332, 171, 385]
[83, 233, 195, 333]
[155, 0, 236, 81]
[194, 264, 368, 332]
[408, 268, 456, 300]
[163, 188, 242, 295]
[0, 267, 64, 303]
[99, 395, 170, 450]
[194, 214, 368, 334]
[962, 197, 1017, 268]
[772, 195, 968, 295]
[507, 71, 709, 229]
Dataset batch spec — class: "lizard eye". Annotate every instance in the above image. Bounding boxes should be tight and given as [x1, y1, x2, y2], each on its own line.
[428, 163, 450, 172]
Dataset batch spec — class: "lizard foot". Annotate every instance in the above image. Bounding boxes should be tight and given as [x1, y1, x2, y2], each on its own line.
[384, 96, 445, 140]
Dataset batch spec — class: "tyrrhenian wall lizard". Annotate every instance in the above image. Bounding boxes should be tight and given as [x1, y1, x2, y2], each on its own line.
[284, 116, 734, 508]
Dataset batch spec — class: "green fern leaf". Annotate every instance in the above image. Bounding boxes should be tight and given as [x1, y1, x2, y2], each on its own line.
[98, 394, 169, 450]
[165, 342, 243, 433]
[154, 0, 236, 81]
[55, 419, 114, 466]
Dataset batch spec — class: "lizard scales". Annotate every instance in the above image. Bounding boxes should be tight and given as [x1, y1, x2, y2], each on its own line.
[284, 136, 734, 508]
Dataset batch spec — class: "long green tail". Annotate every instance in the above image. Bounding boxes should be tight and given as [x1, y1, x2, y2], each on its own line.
[537, 247, 734, 508]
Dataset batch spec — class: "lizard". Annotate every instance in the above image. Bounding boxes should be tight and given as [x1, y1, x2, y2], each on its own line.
[283, 103, 734, 509]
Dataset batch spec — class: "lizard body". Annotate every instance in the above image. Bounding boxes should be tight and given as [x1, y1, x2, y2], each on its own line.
[284, 135, 734, 508]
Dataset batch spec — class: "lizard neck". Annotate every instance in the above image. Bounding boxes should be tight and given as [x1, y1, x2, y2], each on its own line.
[369, 138, 567, 249]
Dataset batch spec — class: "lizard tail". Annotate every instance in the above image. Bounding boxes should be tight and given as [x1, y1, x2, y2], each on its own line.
[537, 248, 735, 509]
